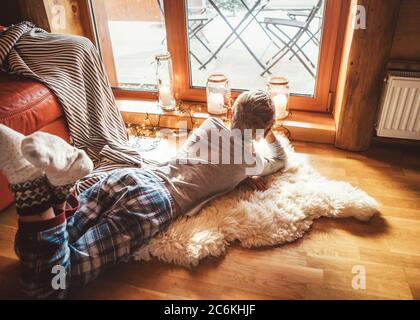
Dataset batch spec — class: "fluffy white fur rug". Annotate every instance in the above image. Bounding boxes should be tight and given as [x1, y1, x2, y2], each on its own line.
[133, 136, 379, 267]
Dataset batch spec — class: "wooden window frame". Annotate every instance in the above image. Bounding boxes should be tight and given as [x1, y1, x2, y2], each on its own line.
[86, 0, 348, 113]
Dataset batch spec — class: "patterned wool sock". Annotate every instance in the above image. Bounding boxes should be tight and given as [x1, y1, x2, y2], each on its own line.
[21, 131, 94, 188]
[9, 175, 52, 216]
[48, 183, 75, 207]
[0, 124, 42, 184]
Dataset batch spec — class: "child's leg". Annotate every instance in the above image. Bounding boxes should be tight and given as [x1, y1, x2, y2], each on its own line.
[14, 192, 75, 299]
[21, 131, 93, 215]
[10, 176, 56, 222]
[15, 169, 173, 297]
[0, 125, 92, 298]
[0, 125, 49, 222]
[1, 126, 173, 298]
[66, 169, 174, 288]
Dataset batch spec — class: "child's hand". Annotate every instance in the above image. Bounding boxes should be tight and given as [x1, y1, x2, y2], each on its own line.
[265, 130, 276, 144]
[241, 176, 268, 191]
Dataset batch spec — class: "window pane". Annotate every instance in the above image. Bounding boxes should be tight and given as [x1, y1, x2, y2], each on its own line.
[186, 0, 325, 96]
[91, 0, 167, 90]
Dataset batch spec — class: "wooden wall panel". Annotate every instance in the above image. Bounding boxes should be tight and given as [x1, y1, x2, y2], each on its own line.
[43, 0, 85, 36]
[18, 0, 90, 37]
[390, 0, 420, 61]
[335, 0, 402, 151]
[0, 2, 22, 26]
[18, 0, 51, 31]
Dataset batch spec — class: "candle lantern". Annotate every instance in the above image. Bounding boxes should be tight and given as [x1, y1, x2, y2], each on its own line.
[267, 76, 290, 120]
[155, 52, 176, 111]
[206, 74, 231, 115]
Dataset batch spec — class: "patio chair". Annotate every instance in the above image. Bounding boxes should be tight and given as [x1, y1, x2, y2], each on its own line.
[261, 0, 324, 78]
[187, 0, 217, 67]
[155, 0, 216, 66]
[258, 0, 321, 48]
[287, 8, 323, 47]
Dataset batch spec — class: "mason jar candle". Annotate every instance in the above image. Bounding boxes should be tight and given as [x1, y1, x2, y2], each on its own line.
[155, 52, 176, 111]
[206, 74, 231, 115]
[267, 76, 290, 119]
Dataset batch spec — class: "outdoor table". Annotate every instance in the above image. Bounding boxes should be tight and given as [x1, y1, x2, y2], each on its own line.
[225, 0, 278, 50]
[200, 0, 273, 73]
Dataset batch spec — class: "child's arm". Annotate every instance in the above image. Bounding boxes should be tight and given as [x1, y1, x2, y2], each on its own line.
[254, 130, 287, 177]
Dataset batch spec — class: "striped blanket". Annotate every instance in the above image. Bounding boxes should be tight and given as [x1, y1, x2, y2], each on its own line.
[0, 22, 145, 191]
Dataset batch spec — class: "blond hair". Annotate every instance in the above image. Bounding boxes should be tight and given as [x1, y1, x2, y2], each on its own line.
[231, 90, 275, 131]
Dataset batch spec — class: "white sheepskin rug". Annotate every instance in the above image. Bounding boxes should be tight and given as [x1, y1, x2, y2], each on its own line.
[133, 136, 379, 267]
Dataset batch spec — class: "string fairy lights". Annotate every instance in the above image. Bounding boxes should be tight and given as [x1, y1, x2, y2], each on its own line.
[124, 98, 288, 152]
[125, 100, 218, 152]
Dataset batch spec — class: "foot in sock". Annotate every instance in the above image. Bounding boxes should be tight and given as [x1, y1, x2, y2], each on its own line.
[21, 132, 93, 187]
[0, 124, 42, 184]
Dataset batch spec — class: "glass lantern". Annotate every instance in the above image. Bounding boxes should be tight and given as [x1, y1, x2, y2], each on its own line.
[155, 52, 176, 111]
[267, 76, 290, 120]
[206, 74, 231, 115]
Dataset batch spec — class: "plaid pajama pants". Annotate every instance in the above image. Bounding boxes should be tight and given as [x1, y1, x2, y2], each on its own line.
[14, 168, 174, 299]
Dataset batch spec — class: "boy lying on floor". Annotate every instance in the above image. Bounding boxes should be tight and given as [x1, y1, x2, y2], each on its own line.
[0, 90, 287, 298]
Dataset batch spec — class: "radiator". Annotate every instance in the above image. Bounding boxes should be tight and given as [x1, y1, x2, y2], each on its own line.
[376, 71, 420, 140]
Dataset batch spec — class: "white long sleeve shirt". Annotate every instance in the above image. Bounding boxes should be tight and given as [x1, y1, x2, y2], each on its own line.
[151, 118, 287, 217]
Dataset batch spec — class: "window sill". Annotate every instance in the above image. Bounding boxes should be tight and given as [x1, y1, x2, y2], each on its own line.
[117, 99, 336, 144]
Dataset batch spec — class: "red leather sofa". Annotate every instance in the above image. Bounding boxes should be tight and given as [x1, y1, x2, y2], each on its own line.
[0, 72, 70, 211]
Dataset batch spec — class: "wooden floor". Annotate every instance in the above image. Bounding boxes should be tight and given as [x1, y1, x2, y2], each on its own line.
[1, 140, 419, 300]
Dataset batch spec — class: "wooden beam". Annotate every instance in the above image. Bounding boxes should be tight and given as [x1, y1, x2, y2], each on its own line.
[18, 0, 51, 31]
[42, 0, 85, 36]
[390, 0, 420, 61]
[0, 1, 23, 25]
[335, 0, 402, 151]
[18, 0, 89, 37]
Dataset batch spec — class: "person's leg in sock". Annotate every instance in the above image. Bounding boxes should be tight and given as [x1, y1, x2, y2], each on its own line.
[0, 124, 54, 222]
[64, 168, 174, 288]
[2, 126, 174, 298]
[0, 125, 63, 297]
[21, 131, 93, 212]
[21, 133, 175, 291]
[0, 125, 91, 298]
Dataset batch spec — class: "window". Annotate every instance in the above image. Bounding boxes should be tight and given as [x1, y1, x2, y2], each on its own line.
[89, 0, 167, 90]
[186, 0, 324, 96]
[87, 0, 345, 112]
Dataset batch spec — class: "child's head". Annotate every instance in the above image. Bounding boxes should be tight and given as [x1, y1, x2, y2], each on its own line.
[231, 90, 275, 138]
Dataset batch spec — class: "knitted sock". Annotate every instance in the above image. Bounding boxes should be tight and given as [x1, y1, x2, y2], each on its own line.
[21, 131, 94, 187]
[9, 175, 52, 216]
[48, 183, 75, 206]
[0, 124, 42, 184]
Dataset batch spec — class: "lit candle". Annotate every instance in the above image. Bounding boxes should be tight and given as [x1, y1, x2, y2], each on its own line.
[159, 85, 173, 108]
[207, 93, 225, 115]
[273, 93, 288, 119]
